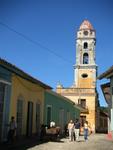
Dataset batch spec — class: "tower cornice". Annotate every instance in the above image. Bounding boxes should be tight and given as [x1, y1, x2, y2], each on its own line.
[76, 37, 96, 40]
[74, 64, 98, 69]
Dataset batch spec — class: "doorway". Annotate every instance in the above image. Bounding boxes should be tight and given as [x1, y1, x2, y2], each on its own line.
[26, 101, 33, 137]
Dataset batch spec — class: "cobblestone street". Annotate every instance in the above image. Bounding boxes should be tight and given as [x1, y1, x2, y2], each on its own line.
[27, 134, 113, 150]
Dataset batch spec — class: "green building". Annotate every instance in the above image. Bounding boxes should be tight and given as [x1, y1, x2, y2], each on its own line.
[44, 90, 81, 133]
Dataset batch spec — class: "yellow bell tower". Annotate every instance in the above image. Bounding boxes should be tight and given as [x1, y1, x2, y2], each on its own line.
[56, 20, 99, 133]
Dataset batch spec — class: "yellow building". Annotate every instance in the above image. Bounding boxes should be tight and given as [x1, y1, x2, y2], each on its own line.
[0, 58, 51, 140]
[56, 20, 99, 132]
[11, 74, 51, 137]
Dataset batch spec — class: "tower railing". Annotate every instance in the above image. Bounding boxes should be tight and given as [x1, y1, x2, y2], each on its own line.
[75, 102, 89, 113]
[61, 88, 95, 94]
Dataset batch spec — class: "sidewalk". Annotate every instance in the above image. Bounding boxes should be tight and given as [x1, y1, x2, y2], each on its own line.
[0, 134, 61, 150]
[0, 135, 41, 150]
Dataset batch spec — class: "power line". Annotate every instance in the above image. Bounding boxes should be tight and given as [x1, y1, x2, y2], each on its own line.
[0, 21, 74, 64]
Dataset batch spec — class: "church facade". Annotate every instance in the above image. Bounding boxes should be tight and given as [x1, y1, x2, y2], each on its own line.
[56, 20, 100, 132]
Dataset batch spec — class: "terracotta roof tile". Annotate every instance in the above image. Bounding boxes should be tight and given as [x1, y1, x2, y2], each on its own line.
[79, 20, 94, 30]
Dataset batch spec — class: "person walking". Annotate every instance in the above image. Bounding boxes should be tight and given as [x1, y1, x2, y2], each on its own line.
[74, 118, 80, 142]
[84, 121, 89, 141]
[68, 120, 74, 141]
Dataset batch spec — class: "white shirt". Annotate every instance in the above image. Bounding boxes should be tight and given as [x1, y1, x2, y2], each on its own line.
[10, 121, 17, 130]
[84, 123, 88, 129]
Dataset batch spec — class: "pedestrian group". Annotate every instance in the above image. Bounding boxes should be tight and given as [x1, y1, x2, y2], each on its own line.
[67, 119, 89, 142]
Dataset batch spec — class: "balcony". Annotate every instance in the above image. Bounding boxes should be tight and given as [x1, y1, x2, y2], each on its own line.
[61, 88, 96, 96]
[75, 103, 89, 113]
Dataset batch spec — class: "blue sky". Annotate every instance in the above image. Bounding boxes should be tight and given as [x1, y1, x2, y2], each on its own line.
[0, 0, 113, 106]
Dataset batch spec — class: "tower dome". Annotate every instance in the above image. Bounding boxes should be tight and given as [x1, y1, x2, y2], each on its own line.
[79, 20, 94, 30]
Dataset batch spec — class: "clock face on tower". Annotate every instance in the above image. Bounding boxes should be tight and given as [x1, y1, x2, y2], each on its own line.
[83, 31, 88, 36]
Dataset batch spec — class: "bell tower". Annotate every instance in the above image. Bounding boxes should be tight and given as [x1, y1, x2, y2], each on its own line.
[74, 20, 97, 89]
[56, 20, 99, 133]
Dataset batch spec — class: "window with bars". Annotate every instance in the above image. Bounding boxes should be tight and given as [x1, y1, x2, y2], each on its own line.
[47, 106, 52, 127]
[36, 103, 40, 134]
[16, 99, 23, 136]
[78, 99, 86, 109]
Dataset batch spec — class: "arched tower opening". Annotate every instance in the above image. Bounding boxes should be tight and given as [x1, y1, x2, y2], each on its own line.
[84, 42, 88, 49]
[83, 53, 89, 64]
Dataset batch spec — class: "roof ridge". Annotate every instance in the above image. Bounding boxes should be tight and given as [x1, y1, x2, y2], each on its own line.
[0, 57, 52, 89]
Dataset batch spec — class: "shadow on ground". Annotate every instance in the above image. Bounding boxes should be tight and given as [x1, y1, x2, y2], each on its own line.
[0, 136, 64, 150]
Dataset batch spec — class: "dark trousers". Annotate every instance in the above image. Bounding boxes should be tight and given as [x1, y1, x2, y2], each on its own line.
[7, 129, 15, 143]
